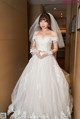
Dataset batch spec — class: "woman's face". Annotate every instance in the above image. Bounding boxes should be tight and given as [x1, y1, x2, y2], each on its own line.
[39, 19, 49, 29]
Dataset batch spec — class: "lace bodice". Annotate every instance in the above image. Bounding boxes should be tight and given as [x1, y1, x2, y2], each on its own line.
[32, 34, 58, 51]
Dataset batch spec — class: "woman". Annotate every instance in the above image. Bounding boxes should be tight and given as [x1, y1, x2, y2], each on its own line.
[7, 12, 73, 119]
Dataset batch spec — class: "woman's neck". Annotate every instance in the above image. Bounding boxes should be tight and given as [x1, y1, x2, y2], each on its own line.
[41, 28, 49, 32]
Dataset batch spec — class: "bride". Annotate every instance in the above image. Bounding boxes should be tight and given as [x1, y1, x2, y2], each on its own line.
[7, 12, 73, 119]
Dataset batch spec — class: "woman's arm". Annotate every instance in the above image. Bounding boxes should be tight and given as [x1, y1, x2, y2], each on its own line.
[30, 31, 38, 49]
[30, 31, 40, 56]
[30, 40, 36, 49]
[30, 40, 40, 56]
[50, 42, 58, 54]
[47, 31, 58, 55]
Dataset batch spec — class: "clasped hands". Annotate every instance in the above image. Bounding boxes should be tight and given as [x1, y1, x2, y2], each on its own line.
[35, 50, 48, 59]
[30, 48, 53, 59]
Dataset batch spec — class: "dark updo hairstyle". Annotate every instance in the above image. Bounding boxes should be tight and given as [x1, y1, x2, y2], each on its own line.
[38, 12, 51, 30]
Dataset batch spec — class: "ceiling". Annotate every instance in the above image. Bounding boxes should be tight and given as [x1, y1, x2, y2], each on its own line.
[43, 4, 67, 18]
[28, 0, 67, 18]
[28, 0, 69, 4]
[28, 0, 67, 31]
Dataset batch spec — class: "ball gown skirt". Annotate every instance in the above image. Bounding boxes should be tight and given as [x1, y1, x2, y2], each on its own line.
[7, 35, 73, 119]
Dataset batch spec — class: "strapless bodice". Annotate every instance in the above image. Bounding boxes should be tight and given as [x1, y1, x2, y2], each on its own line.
[32, 35, 58, 51]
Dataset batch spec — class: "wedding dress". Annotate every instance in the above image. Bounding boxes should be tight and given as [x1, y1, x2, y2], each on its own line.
[7, 34, 73, 119]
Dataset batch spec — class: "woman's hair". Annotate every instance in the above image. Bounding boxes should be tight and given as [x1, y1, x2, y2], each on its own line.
[38, 12, 51, 30]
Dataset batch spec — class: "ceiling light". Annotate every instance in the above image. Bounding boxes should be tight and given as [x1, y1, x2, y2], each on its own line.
[54, 7, 56, 10]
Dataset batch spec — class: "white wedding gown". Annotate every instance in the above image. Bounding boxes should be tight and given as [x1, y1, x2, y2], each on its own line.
[7, 34, 73, 119]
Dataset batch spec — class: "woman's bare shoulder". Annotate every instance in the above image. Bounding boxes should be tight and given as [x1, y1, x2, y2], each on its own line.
[34, 31, 39, 35]
[50, 30, 57, 36]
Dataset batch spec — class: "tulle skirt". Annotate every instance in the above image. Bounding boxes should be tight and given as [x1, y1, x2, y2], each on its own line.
[7, 54, 73, 119]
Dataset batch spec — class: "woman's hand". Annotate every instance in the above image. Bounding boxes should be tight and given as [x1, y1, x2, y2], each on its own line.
[34, 49, 40, 55]
[30, 48, 40, 56]
[36, 51, 48, 59]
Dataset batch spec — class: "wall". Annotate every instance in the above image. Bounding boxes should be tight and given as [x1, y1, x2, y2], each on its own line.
[67, 2, 80, 119]
[0, 0, 28, 112]
[65, 3, 80, 119]
[70, 3, 77, 90]
[74, 31, 80, 119]
[28, 3, 43, 27]
[73, 3, 80, 119]
[65, 3, 72, 72]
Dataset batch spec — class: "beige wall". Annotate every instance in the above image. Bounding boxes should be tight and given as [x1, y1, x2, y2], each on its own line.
[65, 3, 80, 119]
[65, 3, 77, 92]
[74, 31, 80, 119]
[73, 3, 80, 119]
[70, 3, 77, 94]
[67, 3, 80, 119]
[0, 0, 28, 112]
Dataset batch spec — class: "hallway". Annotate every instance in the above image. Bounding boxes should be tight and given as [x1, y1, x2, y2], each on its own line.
[0, 0, 80, 119]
